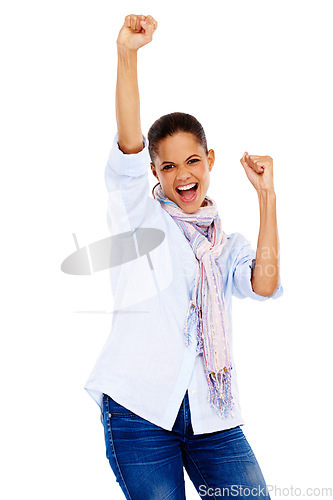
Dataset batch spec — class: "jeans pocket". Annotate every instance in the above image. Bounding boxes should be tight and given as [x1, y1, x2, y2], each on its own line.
[234, 427, 260, 463]
[214, 425, 257, 462]
[107, 395, 137, 418]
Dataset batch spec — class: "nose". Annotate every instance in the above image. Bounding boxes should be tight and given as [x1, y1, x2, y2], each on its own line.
[176, 165, 191, 182]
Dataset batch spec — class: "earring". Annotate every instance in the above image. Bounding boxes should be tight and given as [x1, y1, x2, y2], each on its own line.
[152, 182, 160, 198]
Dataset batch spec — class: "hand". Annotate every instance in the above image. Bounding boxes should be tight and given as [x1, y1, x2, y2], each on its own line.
[240, 152, 275, 193]
[117, 14, 158, 52]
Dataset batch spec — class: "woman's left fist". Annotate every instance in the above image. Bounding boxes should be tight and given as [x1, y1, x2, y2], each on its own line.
[240, 153, 275, 193]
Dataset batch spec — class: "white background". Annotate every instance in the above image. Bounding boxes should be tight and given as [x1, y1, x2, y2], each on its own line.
[1, 0, 332, 498]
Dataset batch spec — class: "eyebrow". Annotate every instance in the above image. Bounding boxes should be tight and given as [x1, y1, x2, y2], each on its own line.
[160, 154, 201, 167]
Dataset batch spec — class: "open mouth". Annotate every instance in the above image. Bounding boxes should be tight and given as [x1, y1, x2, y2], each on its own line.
[176, 183, 198, 202]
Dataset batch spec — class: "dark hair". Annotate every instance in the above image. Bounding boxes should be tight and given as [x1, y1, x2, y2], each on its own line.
[148, 112, 208, 198]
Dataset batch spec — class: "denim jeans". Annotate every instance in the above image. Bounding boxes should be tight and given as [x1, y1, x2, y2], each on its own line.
[101, 391, 271, 499]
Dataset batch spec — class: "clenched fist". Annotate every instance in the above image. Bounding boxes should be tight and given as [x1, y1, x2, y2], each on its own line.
[117, 14, 158, 52]
[240, 153, 275, 193]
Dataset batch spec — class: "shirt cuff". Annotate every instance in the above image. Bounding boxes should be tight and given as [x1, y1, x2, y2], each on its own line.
[107, 132, 150, 178]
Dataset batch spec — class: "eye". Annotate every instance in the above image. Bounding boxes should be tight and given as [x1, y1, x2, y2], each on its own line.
[162, 159, 199, 171]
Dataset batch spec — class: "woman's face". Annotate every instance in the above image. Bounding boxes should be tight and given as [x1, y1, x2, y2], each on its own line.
[150, 132, 215, 213]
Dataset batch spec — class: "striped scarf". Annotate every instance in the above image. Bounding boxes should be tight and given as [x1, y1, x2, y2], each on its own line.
[153, 184, 234, 418]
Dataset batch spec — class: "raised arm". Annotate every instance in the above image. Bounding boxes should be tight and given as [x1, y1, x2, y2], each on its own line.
[116, 14, 158, 154]
[240, 153, 280, 296]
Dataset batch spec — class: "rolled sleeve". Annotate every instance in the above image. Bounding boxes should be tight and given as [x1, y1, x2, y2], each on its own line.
[232, 234, 284, 301]
[104, 133, 150, 233]
[105, 133, 149, 185]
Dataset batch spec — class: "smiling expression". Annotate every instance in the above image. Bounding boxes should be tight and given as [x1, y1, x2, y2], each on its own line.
[150, 132, 215, 213]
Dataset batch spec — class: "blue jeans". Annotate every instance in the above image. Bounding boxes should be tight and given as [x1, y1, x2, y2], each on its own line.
[101, 391, 271, 499]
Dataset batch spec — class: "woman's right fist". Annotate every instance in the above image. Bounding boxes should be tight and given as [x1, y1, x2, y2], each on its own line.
[117, 14, 158, 52]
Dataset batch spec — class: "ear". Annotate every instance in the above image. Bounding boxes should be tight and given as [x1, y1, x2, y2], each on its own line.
[207, 149, 215, 172]
[150, 163, 159, 180]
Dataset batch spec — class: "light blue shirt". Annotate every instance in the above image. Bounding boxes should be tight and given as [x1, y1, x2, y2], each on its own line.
[84, 133, 284, 435]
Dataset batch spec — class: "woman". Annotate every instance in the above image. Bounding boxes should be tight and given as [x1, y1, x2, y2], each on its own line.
[84, 13, 283, 500]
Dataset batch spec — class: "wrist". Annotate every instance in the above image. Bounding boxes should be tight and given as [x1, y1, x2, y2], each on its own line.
[257, 189, 276, 200]
[117, 43, 138, 58]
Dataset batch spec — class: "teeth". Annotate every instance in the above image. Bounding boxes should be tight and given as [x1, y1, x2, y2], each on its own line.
[177, 183, 197, 191]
